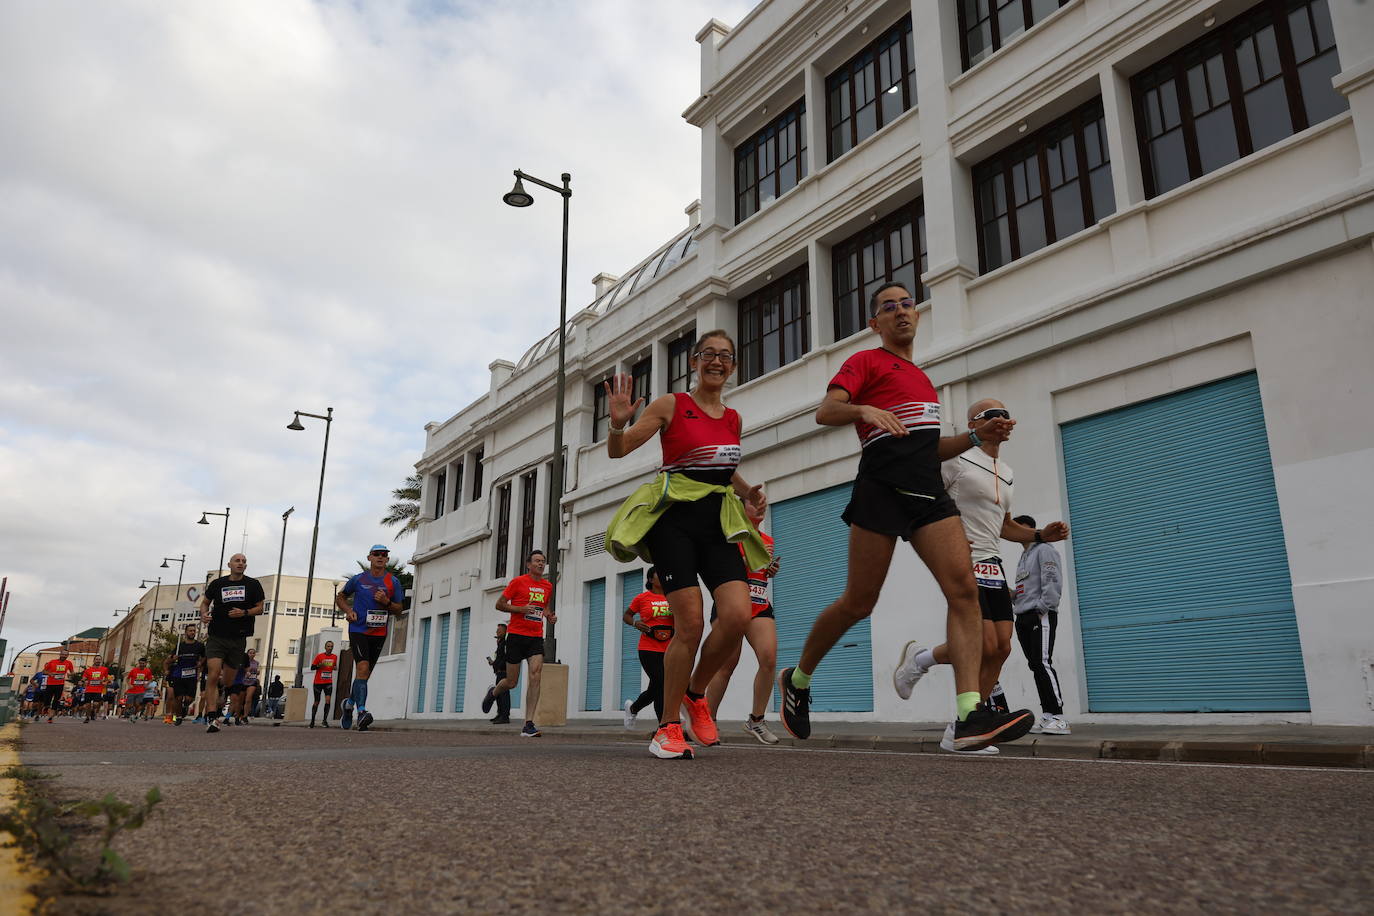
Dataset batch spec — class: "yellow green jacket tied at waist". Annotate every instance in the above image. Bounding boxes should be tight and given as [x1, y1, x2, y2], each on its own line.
[606, 472, 771, 572]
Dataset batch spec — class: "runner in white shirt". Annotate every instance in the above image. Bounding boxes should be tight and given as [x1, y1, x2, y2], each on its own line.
[892, 399, 1069, 753]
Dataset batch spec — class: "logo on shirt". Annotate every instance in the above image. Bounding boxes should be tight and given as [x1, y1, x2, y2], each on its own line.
[684, 410, 699, 419]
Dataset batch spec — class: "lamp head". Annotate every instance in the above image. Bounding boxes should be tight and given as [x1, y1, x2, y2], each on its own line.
[287, 413, 306, 431]
[160, 559, 169, 568]
[503, 176, 534, 208]
[198, 513, 210, 525]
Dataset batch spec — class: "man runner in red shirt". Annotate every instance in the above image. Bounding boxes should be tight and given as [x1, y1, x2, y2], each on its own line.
[125, 658, 154, 722]
[80, 657, 110, 723]
[39, 646, 75, 723]
[487, 550, 556, 738]
[309, 640, 338, 728]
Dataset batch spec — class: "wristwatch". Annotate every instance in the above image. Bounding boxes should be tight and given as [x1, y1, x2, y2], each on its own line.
[1034, 529, 1044, 543]
[968, 429, 982, 448]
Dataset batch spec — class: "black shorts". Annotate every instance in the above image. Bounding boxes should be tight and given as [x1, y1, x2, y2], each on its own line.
[105, 690, 117, 702]
[228, 684, 247, 695]
[313, 683, 334, 697]
[645, 493, 749, 595]
[977, 583, 1014, 623]
[351, 634, 387, 666]
[842, 476, 960, 541]
[41, 685, 64, 706]
[171, 677, 197, 698]
[710, 604, 775, 622]
[504, 633, 545, 664]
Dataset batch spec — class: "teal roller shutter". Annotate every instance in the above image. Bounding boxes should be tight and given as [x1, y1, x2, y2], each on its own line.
[773, 483, 872, 712]
[415, 617, 431, 713]
[433, 613, 450, 712]
[584, 579, 606, 710]
[454, 609, 470, 712]
[1061, 371, 1308, 712]
[620, 570, 644, 707]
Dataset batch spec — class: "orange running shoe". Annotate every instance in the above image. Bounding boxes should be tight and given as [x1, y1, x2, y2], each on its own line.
[163, 715, 174, 725]
[649, 722, 694, 760]
[681, 695, 720, 746]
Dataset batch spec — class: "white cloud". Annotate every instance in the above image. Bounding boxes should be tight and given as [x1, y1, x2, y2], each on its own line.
[0, 0, 756, 659]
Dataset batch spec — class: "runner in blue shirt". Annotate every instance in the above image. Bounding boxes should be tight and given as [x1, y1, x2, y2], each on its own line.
[335, 544, 405, 731]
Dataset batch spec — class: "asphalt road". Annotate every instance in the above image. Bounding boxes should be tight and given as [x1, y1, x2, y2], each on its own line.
[16, 718, 1374, 914]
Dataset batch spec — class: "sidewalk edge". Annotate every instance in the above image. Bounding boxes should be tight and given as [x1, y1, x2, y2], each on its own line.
[0, 722, 40, 916]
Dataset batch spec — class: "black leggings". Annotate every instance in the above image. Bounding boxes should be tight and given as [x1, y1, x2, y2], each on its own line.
[630, 650, 666, 722]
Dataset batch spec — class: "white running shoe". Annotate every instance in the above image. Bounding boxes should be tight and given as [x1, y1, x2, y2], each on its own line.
[1031, 714, 1071, 735]
[939, 722, 999, 755]
[623, 699, 636, 730]
[743, 717, 780, 745]
[892, 641, 929, 700]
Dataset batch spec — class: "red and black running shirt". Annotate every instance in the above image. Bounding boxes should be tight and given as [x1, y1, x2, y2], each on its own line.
[659, 392, 741, 486]
[828, 348, 944, 497]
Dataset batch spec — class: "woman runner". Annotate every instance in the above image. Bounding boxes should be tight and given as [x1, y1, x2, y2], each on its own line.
[622, 566, 673, 730]
[605, 329, 769, 760]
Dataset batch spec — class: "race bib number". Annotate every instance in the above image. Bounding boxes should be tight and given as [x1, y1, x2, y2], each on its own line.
[973, 561, 1005, 588]
[180, 667, 198, 679]
[319, 669, 334, 682]
[523, 607, 544, 623]
[749, 582, 770, 604]
[365, 610, 389, 627]
[221, 585, 247, 602]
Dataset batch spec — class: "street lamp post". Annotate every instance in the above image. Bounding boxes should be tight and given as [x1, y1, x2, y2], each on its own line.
[160, 554, 186, 629]
[197, 508, 231, 580]
[287, 407, 333, 687]
[138, 577, 162, 652]
[264, 507, 294, 692]
[503, 168, 571, 664]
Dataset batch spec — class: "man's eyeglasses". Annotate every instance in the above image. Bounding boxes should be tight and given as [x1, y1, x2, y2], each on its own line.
[875, 298, 918, 314]
[693, 350, 735, 364]
[369, 551, 389, 558]
[971, 408, 1011, 421]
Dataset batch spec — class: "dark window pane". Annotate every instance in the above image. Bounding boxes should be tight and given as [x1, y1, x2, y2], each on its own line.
[1298, 49, 1347, 124]
[1194, 107, 1241, 173]
[1030, 0, 1062, 22]
[1051, 182, 1085, 240]
[1289, 7, 1316, 60]
[984, 215, 1011, 270]
[778, 158, 798, 195]
[1016, 200, 1047, 256]
[855, 102, 877, 143]
[967, 21, 994, 66]
[1149, 129, 1191, 194]
[998, 0, 1026, 44]
[1089, 164, 1115, 219]
[881, 81, 905, 124]
[1244, 79, 1293, 150]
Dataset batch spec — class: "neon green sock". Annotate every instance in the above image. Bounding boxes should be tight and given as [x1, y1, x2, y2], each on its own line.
[956, 692, 980, 721]
[790, 668, 812, 689]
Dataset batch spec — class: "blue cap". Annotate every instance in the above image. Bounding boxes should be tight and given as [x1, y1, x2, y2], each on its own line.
[370, 544, 390, 554]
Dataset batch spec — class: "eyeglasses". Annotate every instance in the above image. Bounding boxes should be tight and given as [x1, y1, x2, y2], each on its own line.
[875, 297, 918, 314]
[369, 551, 389, 557]
[693, 350, 735, 364]
[971, 408, 1011, 421]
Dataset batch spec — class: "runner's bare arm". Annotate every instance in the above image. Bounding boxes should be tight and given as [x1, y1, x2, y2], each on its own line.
[815, 386, 907, 435]
[1001, 514, 1069, 543]
[731, 472, 767, 515]
[606, 381, 673, 458]
[936, 415, 1016, 460]
[623, 609, 649, 634]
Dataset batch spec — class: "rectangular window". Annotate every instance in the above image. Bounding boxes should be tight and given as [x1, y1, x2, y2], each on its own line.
[667, 332, 694, 393]
[831, 199, 928, 340]
[433, 470, 446, 519]
[738, 266, 810, 384]
[826, 16, 916, 162]
[591, 373, 612, 442]
[630, 356, 652, 420]
[973, 98, 1115, 273]
[451, 461, 464, 512]
[519, 471, 538, 564]
[470, 447, 484, 502]
[734, 99, 808, 223]
[494, 483, 512, 579]
[958, 0, 1070, 71]
[288, 639, 298, 656]
[1132, 0, 1347, 199]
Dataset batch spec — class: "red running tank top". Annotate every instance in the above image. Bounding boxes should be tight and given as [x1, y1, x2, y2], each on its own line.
[659, 392, 741, 483]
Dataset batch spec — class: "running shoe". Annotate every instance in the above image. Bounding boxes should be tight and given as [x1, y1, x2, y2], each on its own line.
[164, 715, 174, 725]
[206, 720, 220, 734]
[649, 723, 693, 760]
[309, 721, 316, 729]
[490, 716, 510, 725]
[321, 720, 330, 728]
[681, 695, 720, 746]
[949, 704, 1034, 752]
[623, 699, 636, 730]
[939, 722, 999, 755]
[340, 699, 354, 730]
[1030, 714, 1071, 735]
[777, 668, 811, 740]
[357, 712, 374, 732]
[481, 686, 496, 715]
[174, 716, 183, 726]
[520, 721, 541, 738]
[743, 717, 780, 746]
[892, 641, 929, 700]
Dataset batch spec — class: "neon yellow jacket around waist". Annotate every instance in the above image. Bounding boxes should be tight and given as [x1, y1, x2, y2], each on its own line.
[605, 471, 771, 571]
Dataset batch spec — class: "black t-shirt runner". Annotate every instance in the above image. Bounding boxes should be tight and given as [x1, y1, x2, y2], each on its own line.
[204, 575, 265, 638]
[168, 640, 206, 680]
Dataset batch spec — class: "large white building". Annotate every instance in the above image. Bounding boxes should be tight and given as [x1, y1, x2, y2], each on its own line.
[371, 0, 1374, 726]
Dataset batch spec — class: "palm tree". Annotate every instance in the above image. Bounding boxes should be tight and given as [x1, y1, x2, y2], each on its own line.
[380, 473, 421, 537]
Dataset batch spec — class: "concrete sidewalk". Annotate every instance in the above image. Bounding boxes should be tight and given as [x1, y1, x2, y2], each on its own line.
[302, 715, 1374, 769]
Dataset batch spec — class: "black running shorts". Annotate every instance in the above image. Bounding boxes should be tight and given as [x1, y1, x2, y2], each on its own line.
[351, 634, 387, 667]
[710, 604, 775, 622]
[312, 683, 334, 698]
[645, 493, 749, 595]
[41, 685, 64, 706]
[504, 633, 545, 664]
[171, 677, 197, 698]
[842, 476, 960, 540]
[974, 558, 1015, 623]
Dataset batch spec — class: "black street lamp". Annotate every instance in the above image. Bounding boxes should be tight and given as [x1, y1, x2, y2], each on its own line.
[287, 407, 333, 687]
[502, 168, 570, 664]
[264, 506, 294, 691]
[138, 577, 162, 651]
[160, 554, 186, 629]
[197, 508, 231, 580]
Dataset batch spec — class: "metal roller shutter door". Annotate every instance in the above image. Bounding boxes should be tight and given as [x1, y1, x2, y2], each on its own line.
[415, 617, 431, 713]
[583, 579, 606, 711]
[434, 613, 450, 712]
[619, 570, 644, 707]
[1061, 371, 1308, 712]
[772, 483, 873, 712]
[454, 610, 469, 712]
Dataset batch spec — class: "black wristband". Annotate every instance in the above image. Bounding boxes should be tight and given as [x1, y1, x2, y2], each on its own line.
[1034, 529, 1043, 543]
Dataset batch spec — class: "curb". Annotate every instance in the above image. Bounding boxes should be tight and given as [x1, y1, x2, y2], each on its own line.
[0, 722, 39, 916]
[357, 721, 1374, 769]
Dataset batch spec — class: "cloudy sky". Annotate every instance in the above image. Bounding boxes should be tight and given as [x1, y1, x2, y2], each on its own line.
[0, 0, 756, 667]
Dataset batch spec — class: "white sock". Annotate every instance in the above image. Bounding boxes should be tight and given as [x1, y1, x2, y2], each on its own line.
[913, 648, 937, 669]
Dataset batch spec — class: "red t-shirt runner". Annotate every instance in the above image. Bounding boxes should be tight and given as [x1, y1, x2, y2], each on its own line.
[42, 658, 74, 685]
[829, 347, 943, 498]
[658, 392, 741, 483]
[82, 667, 110, 693]
[628, 591, 674, 653]
[126, 667, 153, 695]
[312, 653, 338, 686]
[502, 575, 554, 638]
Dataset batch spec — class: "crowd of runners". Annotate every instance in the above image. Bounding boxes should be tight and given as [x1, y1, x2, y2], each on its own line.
[20, 282, 1072, 760]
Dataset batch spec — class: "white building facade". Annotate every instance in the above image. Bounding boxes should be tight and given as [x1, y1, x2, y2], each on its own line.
[384, 0, 1374, 726]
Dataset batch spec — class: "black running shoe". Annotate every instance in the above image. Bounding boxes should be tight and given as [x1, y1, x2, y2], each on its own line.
[777, 667, 812, 740]
[951, 704, 1034, 752]
[481, 687, 495, 714]
[357, 712, 374, 732]
[206, 720, 220, 734]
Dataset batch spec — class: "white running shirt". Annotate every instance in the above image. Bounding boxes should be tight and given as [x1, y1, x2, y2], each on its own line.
[941, 448, 1013, 562]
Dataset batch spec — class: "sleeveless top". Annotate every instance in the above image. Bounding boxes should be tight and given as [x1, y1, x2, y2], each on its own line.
[658, 392, 741, 485]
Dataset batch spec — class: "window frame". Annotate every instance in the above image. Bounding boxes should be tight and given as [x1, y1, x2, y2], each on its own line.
[667, 332, 694, 393]
[518, 471, 538, 564]
[734, 98, 808, 224]
[825, 16, 917, 163]
[451, 460, 464, 512]
[630, 355, 652, 422]
[957, 0, 1072, 72]
[591, 372, 613, 442]
[1131, 0, 1345, 200]
[432, 470, 446, 519]
[493, 482, 512, 579]
[830, 198, 929, 341]
[470, 447, 484, 502]
[737, 265, 811, 384]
